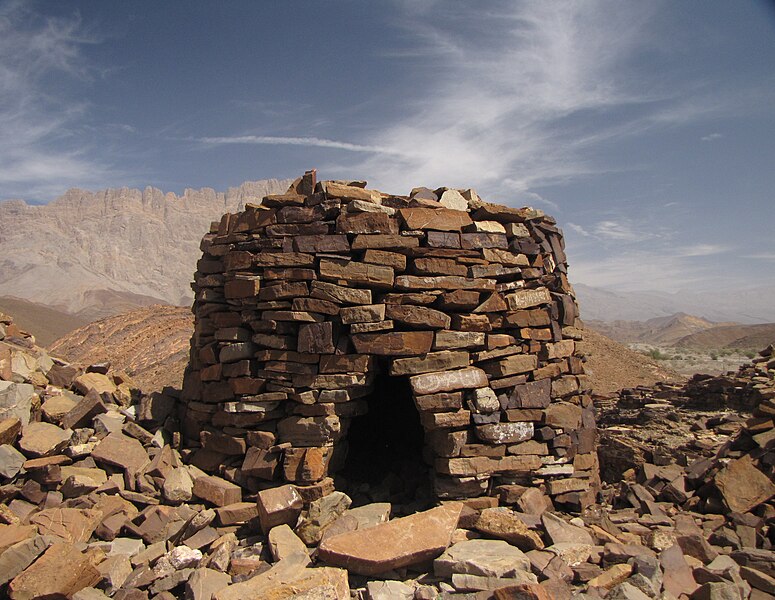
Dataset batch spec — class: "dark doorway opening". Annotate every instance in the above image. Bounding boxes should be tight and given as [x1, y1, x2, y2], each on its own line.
[337, 370, 432, 513]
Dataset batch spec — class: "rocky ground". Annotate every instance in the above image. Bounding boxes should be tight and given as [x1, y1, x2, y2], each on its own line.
[2, 310, 775, 599]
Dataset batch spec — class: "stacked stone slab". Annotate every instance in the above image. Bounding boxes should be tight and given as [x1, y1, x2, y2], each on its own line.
[180, 170, 599, 510]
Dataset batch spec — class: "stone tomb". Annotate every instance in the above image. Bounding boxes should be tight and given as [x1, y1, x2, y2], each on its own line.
[180, 171, 599, 510]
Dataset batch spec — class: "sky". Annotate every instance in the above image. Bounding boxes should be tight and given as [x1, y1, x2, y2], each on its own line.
[1, 0, 774, 299]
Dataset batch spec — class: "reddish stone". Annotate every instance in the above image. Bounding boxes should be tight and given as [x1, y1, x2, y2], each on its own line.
[318, 502, 462, 576]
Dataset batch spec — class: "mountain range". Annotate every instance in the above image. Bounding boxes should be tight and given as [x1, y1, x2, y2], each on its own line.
[574, 283, 775, 324]
[0, 179, 290, 320]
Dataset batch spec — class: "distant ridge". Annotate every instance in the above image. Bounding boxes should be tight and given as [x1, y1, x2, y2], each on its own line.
[587, 312, 734, 346]
[0, 178, 291, 320]
[675, 322, 775, 350]
[575, 283, 775, 324]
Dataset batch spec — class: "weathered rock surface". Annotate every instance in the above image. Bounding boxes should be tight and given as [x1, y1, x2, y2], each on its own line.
[318, 502, 462, 575]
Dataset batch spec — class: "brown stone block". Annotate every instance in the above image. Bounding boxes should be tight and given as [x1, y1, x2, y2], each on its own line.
[298, 322, 335, 354]
[229, 377, 266, 395]
[479, 354, 537, 378]
[481, 247, 530, 266]
[8, 543, 102, 599]
[504, 309, 552, 327]
[451, 314, 492, 332]
[473, 293, 508, 313]
[426, 231, 461, 248]
[505, 287, 551, 310]
[421, 409, 472, 430]
[461, 232, 508, 249]
[263, 267, 317, 281]
[317, 503, 462, 576]
[414, 392, 464, 412]
[398, 207, 473, 231]
[292, 234, 350, 253]
[319, 354, 374, 373]
[265, 222, 328, 236]
[336, 212, 396, 234]
[240, 446, 281, 480]
[60, 390, 107, 430]
[216, 502, 260, 526]
[283, 446, 331, 483]
[351, 234, 420, 250]
[256, 484, 303, 533]
[413, 257, 468, 277]
[469, 264, 522, 279]
[396, 275, 495, 292]
[391, 351, 470, 376]
[543, 402, 582, 430]
[472, 204, 543, 223]
[253, 252, 315, 267]
[192, 475, 242, 507]
[319, 257, 394, 288]
[277, 415, 343, 446]
[385, 304, 451, 329]
[224, 277, 260, 299]
[351, 331, 433, 356]
[363, 249, 407, 271]
[310, 280, 372, 305]
[223, 250, 253, 271]
[410, 367, 488, 395]
[508, 379, 551, 409]
[340, 304, 386, 324]
[92, 432, 149, 474]
[436, 290, 480, 310]
[258, 281, 309, 301]
[292, 297, 340, 315]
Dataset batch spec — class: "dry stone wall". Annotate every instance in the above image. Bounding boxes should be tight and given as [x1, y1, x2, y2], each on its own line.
[180, 170, 599, 510]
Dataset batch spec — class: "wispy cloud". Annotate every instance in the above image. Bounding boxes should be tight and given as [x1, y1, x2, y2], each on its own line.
[566, 218, 660, 243]
[592, 219, 655, 242]
[0, 1, 114, 200]
[701, 132, 723, 142]
[567, 222, 591, 237]
[570, 249, 719, 293]
[198, 135, 397, 155]
[316, 1, 707, 201]
[676, 243, 729, 257]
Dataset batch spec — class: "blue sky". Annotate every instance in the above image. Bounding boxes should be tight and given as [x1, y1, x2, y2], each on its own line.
[1, 0, 774, 297]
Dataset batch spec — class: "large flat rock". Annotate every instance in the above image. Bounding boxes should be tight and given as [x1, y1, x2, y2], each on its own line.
[318, 502, 462, 576]
[714, 454, 775, 513]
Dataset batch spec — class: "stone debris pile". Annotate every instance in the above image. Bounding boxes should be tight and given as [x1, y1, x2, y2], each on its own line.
[2, 263, 775, 595]
[1, 320, 774, 599]
[181, 170, 600, 512]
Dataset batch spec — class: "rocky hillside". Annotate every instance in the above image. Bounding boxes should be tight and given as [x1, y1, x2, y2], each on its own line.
[0, 296, 87, 346]
[675, 322, 775, 351]
[581, 328, 679, 394]
[49, 305, 680, 396]
[0, 179, 290, 321]
[49, 305, 193, 392]
[587, 312, 730, 346]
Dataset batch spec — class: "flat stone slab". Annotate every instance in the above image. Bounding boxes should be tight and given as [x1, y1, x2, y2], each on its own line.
[435, 539, 532, 578]
[18, 422, 71, 457]
[91, 432, 149, 473]
[410, 367, 488, 395]
[318, 502, 462, 576]
[714, 454, 775, 513]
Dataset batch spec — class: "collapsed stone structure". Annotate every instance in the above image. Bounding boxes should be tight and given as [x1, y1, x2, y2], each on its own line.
[180, 171, 599, 510]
